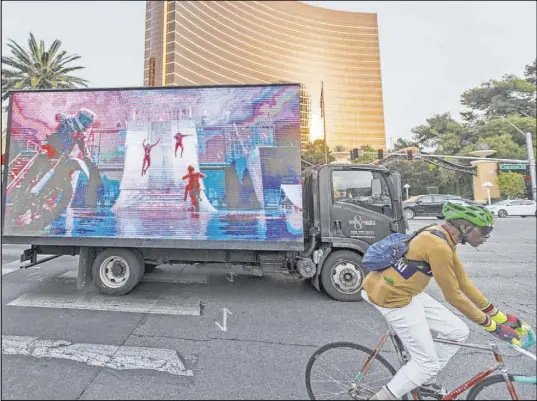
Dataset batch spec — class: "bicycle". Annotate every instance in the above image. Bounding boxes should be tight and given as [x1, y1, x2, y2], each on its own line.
[305, 323, 536, 400]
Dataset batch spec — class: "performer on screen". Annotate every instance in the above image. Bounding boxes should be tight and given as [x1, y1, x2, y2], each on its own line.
[141, 137, 160, 176]
[174, 132, 192, 158]
[182, 165, 206, 208]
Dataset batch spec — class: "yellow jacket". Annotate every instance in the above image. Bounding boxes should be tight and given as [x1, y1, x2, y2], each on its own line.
[363, 225, 489, 324]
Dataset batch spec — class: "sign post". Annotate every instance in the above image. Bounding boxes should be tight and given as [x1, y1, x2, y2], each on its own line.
[482, 181, 494, 205]
[403, 184, 410, 200]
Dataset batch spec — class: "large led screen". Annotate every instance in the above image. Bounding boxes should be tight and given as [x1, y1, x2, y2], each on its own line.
[2, 85, 303, 246]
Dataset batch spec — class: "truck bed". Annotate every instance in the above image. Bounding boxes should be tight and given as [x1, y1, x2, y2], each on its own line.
[1, 234, 304, 252]
[1, 84, 304, 251]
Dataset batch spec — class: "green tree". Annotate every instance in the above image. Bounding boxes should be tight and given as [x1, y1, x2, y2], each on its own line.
[475, 115, 536, 147]
[497, 172, 526, 198]
[411, 113, 473, 152]
[460, 62, 536, 119]
[403, 59, 537, 199]
[1, 33, 89, 100]
[391, 137, 419, 151]
[524, 58, 536, 85]
[386, 160, 441, 197]
[301, 139, 335, 165]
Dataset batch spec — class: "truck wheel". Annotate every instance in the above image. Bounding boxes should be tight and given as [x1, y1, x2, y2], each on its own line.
[320, 250, 365, 302]
[92, 248, 143, 296]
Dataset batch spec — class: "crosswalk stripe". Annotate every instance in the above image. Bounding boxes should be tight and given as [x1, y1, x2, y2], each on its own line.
[2, 260, 39, 276]
[8, 293, 201, 316]
[2, 335, 194, 377]
[57, 269, 208, 284]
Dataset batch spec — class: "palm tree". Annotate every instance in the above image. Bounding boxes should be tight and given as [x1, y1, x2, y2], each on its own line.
[1, 33, 89, 100]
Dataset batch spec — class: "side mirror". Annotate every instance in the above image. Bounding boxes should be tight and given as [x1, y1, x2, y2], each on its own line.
[416, 200, 422, 205]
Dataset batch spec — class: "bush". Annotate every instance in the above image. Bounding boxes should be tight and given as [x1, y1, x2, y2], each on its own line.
[497, 172, 525, 198]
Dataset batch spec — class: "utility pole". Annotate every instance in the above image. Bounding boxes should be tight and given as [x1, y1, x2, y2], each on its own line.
[526, 132, 536, 201]
[320, 81, 327, 164]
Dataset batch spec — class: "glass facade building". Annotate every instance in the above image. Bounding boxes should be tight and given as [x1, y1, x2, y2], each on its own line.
[144, 1, 386, 149]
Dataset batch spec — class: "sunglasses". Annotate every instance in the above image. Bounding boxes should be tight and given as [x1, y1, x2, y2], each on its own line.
[475, 226, 493, 237]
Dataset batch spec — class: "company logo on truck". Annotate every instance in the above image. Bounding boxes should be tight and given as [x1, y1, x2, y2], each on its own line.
[349, 215, 376, 230]
[349, 215, 376, 239]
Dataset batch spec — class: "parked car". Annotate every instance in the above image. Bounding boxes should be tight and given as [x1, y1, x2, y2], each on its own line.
[485, 199, 537, 218]
[403, 194, 482, 220]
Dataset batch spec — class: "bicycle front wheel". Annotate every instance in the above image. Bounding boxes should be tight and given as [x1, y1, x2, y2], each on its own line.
[467, 374, 536, 400]
[305, 342, 402, 400]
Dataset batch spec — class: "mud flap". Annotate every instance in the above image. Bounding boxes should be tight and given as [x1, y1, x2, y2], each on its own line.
[311, 275, 320, 291]
[77, 247, 96, 289]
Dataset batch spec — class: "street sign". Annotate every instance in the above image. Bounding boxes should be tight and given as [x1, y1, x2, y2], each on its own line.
[499, 163, 526, 170]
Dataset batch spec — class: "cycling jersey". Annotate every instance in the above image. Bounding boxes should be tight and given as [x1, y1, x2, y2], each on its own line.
[362, 225, 489, 325]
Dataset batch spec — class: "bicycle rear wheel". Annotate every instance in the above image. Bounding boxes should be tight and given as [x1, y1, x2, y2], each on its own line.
[305, 342, 404, 400]
[467, 374, 536, 400]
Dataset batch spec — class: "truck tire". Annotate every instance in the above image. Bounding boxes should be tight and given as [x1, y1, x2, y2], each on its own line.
[320, 250, 365, 302]
[92, 248, 143, 296]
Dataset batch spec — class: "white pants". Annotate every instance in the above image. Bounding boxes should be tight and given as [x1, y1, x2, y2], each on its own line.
[362, 291, 470, 399]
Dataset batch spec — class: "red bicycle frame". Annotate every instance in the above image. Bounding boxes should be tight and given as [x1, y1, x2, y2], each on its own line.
[434, 338, 518, 400]
[363, 331, 520, 401]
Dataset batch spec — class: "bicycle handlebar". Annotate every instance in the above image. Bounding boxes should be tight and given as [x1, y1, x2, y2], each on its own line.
[512, 321, 536, 350]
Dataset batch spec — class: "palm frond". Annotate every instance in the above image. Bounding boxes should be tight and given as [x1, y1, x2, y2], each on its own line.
[1, 33, 90, 96]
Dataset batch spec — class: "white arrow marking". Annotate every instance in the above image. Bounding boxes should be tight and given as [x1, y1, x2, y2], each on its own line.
[225, 272, 236, 282]
[215, 308, 232, 332]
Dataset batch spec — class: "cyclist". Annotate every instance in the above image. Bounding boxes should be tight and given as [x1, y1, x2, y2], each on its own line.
[363, 202, 525, 400]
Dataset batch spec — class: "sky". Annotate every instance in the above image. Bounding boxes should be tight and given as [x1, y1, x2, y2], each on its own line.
[1, 1, 536, 147]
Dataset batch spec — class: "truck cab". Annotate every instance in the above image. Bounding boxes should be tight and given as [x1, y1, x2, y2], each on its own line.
[300, 163, 406, 301]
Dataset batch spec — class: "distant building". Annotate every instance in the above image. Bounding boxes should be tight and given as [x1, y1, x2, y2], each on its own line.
[143, 1, 386, 150]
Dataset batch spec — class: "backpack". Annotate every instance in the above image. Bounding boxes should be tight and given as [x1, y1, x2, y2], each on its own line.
[362, 225, 449, 279]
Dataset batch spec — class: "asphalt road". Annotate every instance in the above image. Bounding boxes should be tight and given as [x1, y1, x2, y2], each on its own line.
[1, 217, 536, 400]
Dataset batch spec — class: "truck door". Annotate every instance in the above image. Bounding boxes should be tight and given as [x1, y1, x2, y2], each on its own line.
[328, 168, 398, 245]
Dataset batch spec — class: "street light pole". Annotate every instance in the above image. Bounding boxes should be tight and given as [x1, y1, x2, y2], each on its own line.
[526, 132, 537, 201]
[490, 116, 536, 201]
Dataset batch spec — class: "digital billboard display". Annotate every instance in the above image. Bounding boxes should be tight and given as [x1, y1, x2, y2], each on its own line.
[2, 85, 303, 248]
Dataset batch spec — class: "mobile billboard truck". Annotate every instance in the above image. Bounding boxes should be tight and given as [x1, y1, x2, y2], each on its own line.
[1, 83, 405, 301]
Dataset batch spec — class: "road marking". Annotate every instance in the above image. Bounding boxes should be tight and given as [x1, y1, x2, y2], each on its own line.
[2, 260, 39, 276]
[8, 293, 201, 316]
[2, 335, 194, 376]
[225, 272, 236, 282]
[57, 269, 208, 284]
[215, 308, 232, 332]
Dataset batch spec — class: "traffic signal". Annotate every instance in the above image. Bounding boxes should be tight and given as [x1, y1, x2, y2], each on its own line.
[406, 149, 413, 160]
[377, 148, 384, 160]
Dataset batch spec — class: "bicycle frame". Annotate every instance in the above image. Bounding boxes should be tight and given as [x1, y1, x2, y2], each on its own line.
[357, 330, 534, 401]
[433, 337, 515, 400]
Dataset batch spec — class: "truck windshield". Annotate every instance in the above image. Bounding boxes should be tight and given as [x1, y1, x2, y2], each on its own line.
[332, 170, 393, 216]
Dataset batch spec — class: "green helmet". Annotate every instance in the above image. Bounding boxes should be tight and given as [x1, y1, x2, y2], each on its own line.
[442, 201, 494, 228]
